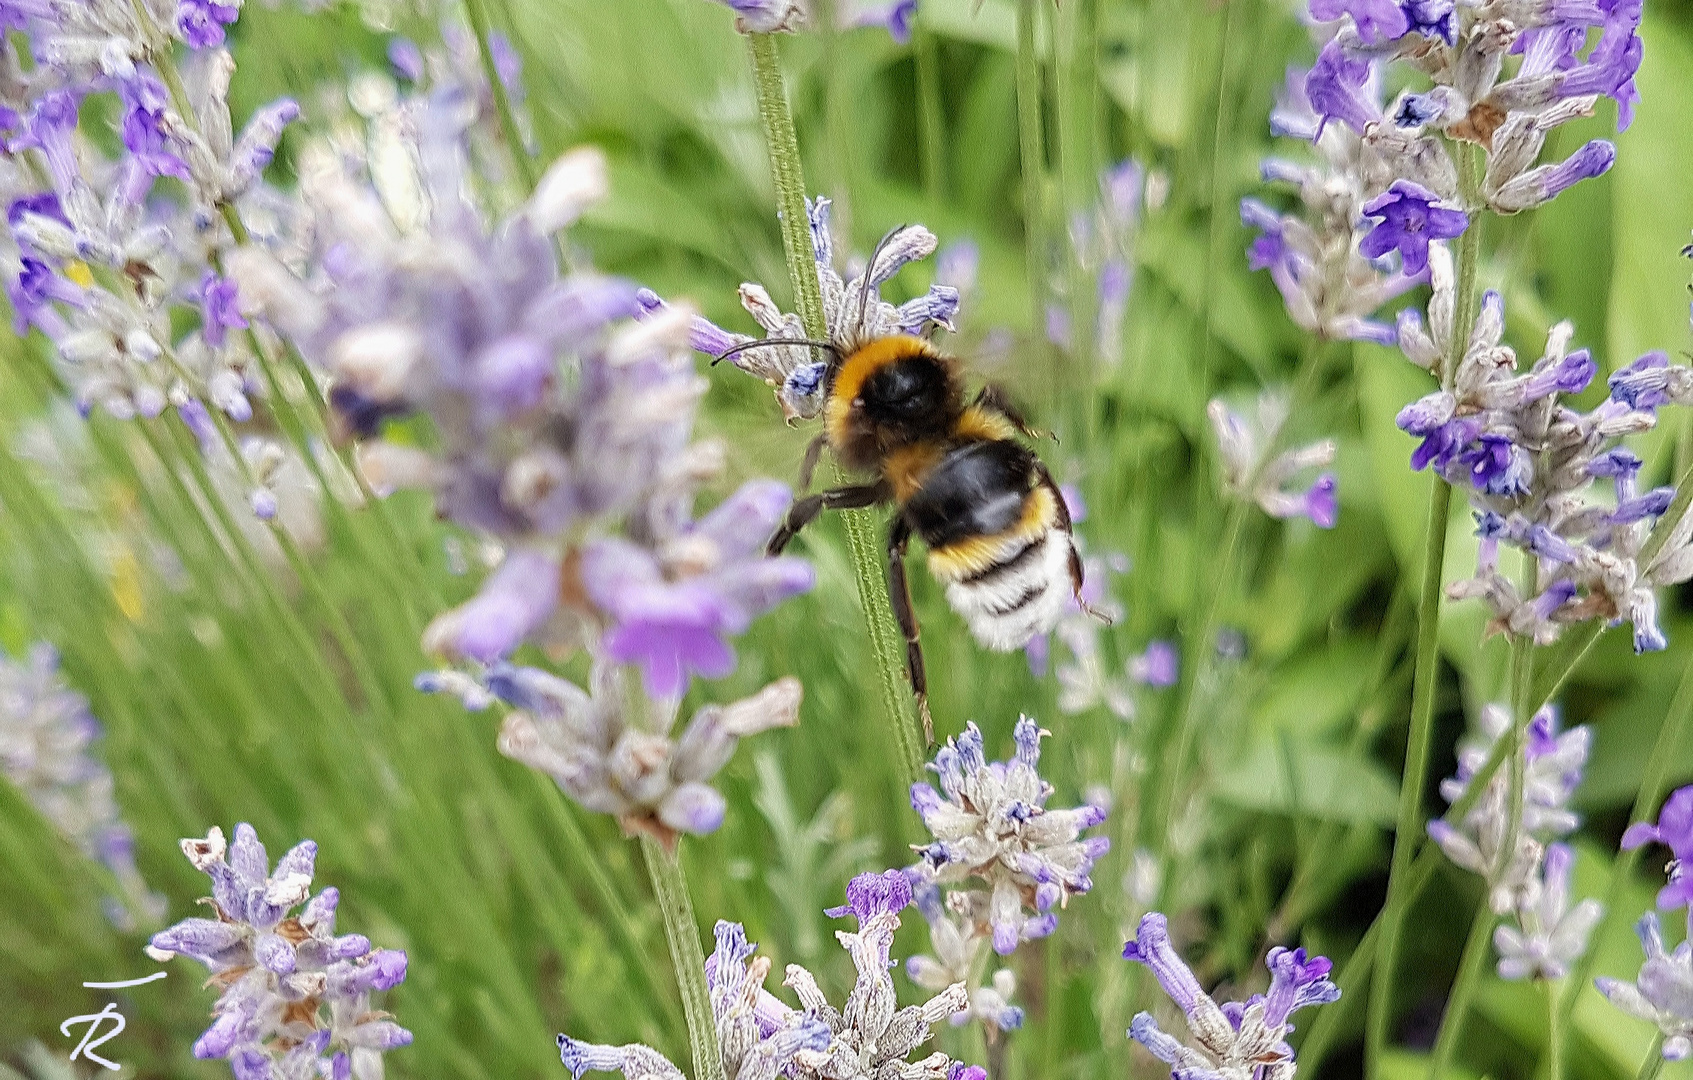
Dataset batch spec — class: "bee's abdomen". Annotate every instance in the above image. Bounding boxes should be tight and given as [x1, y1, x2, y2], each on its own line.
[908, 441, 1071, 652]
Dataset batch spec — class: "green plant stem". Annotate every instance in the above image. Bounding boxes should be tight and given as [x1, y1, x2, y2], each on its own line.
[1427, 902, 1498, 1079]
[914, 19, 947, 205]
[745, 31, 924, 782]
[463, 0, 539, 190]
[1636, 1038, 1666, 1080]
[1546, 979, 1564, 1080]
[641, 836, 724, 1080]
[1368, 141, 1484, 1077]
[1014, 0, 1046, 338]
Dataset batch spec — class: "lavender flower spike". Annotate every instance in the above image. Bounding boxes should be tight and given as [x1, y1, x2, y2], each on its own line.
[0, 643, 163, 928]
[147, 824, 410, 1080]
[1494, 842, 1603, 980]
[1124, 912, 1339, 1080]
[1595, 912, 1693, 1060]
[909, 716, 1109, 955]
[1208, 394, 1339, 528]
[1621, 785, 1693, 912]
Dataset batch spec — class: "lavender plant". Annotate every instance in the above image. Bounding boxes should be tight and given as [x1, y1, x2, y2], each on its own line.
[0, 643, 161, 929]
[146, 824, 411, 1080]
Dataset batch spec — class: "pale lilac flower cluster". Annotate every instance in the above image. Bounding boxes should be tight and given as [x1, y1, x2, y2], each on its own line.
[235, 97, 812, 697]
[678, 196, 958, 421]
[561, 874, 979, 1080]
[1493, 841, 1602, 980]
[699, 0, 915, 42]
[1395, 250, 1693, 650]
[0, 0, 298, 435]
[1207, 393, 1339, 528]
[908, 717, 1109, 955]
[1047, 158, 1146, 365]
[146, 824, 411, 1080]
[1427, 704, 1591, 914]
[464, 660, 803, 846]
[904, 874, 1025, 1038]
[1124, 911, 1340, 1080]
[1599, 785, 1693, 1058]
[0, 643, 162, 929]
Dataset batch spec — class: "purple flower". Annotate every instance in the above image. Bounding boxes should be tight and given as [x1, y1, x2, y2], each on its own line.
[1609, 351, 1675, 412]
[1360, 181, 1468, 277]
[1129, 640, 1179, 687]
[1561, 16, 1644, 130]
[199, 272, 248, 348]
[1402, 0, 1455, 43]
[1460, 434, 1532, 496]
[847, 0, 915, 41]
[423, 548, 561, 663]
[1307, 0, 1407, 44]
[388, 37, 425, 81]
[1304, 41, 1379, 136]
[826, 869, 913, 923]
[1126, 912, 1338, 1075]
[1622, 786, 1693, 911]
[488, 31, 523, 93]
[118, 75, 191, 181]
[175, 0, 240, 49]
[582, 481, 814, 698]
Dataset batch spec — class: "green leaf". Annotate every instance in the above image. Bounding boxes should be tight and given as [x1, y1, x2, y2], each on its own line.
[1213, 737, 1400, 824]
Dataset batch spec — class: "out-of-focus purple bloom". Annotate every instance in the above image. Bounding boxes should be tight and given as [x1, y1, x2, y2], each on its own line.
[1622, 786, 1693, 912]
[1308, 0, 1407, 44]
[148, 824, 411, 1079]
[1208, 395, 1340, 527]
[0, 643, 162, 929]
[1595, 912, 1693, 1060]
[1360, 181, 1468, 277]
[1128, 641, 1178, 688]
[1125, 911, 1339, 1080]
[582, 481, 814, 699]
[175, 0, 240, 49]
[389, 37, 425, 81]
[1495, 842, 1603, 980]
[198, 272, 247, 348]
[845, 0, 915, 41]
[909, 717, 1108, 955]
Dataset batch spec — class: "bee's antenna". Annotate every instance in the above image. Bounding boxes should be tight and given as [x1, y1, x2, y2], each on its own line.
[855, 225, 907, 342]
[713, 338, 841, 367]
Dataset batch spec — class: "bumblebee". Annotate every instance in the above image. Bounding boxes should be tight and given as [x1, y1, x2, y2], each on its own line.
[718, 241, 1092, 736]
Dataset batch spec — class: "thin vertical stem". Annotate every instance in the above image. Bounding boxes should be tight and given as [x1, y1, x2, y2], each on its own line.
[641, 836, 725, 1080]
[1427, 902, 1498, 1079]
[1636, 1038, 1666, 1080]
[745, 31, 925, 783]
[1014, 0, 1047, 338]
[463, 0, 539, 190]
[914, 20, 947, 205]
[1545, 978, 1564, 1080]
[1369, 141, 1484, 1076]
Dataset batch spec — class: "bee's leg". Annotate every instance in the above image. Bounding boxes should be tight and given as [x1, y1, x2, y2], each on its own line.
[766, 482, 888, 556]
[1033, 462, 1111, 626]
[887, 516, 934, 744]
[797, 432, 828, 493]
[975, 384, 1054, 443]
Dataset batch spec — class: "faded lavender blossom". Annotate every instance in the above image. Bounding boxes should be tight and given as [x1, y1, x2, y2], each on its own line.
[1426, 704, 1590, 913]
[908, 716, 1109, 954]
[1493, 841, 1602, 980]
[0, 643, 162, 929]
[1124, 911, 1340, 1080]
[235, 104, 811, 688]
[905, 873, 1025, 1038]
[1208, 394, 1338, 528]
[679, 196, 958, 421]
[700, 0, 915, 41]
[442, 660, 803, 847]
[1621, 784, 1693, 914]
[1595, 912, 1693, 1060]
[1130, 641, 1180, 688]
[1396, 247, 1693, 650]
[561, 876, 978, 1080]
[560, 920, 831, 1080]
[146, 824, 411, 1080]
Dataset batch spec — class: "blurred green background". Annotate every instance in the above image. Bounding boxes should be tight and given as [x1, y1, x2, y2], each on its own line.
[3, 0, 1693, 1078]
